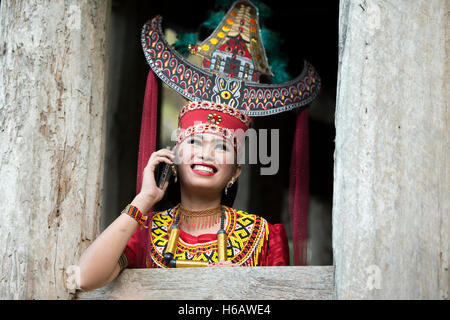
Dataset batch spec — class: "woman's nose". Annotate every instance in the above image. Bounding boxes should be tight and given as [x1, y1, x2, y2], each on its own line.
[200, 144, 215, 161]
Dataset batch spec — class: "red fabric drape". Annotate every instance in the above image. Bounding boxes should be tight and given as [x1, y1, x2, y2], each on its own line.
[126, 70, 158, 268]
[136, 70, 158, 196]
[288, 108, 309, 265]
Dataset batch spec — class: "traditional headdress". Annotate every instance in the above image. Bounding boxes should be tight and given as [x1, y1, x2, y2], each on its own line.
[175, 100, 251, 152]
[136, 0, 321, 265]
[141, 1, 320, 115]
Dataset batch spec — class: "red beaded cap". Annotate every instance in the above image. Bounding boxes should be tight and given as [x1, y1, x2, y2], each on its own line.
[176, 101, 251, 150]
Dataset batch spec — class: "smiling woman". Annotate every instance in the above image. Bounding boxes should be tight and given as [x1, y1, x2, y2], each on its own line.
[120, 102, 290, 270]
[77, 101, 290, 290]
[77, 0, 319, 291]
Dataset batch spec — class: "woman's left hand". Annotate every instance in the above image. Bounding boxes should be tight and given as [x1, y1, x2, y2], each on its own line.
[208, 261, 240, 267]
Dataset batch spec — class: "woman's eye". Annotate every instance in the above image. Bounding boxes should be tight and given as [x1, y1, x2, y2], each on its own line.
[188, 138, 201, 145]
[216, 143, 229, 151]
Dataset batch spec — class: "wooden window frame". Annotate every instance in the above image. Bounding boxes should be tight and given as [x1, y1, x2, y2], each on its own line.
[76, 266, 334, 300]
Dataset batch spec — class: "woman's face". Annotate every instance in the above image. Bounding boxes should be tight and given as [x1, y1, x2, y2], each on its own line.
[175, 133, 241, 194]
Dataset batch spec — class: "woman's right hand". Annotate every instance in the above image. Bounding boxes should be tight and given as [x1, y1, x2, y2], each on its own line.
[132, 148, 175, 213]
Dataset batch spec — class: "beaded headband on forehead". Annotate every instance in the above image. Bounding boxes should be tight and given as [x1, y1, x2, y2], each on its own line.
[175, 101, 251, 150]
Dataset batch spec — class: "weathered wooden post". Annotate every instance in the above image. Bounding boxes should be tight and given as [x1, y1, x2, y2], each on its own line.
[0, 0, 111, 299]
[333, 0, 448, 299]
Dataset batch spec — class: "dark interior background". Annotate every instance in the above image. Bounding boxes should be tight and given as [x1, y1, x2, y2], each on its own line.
[102, 0, 338, 265]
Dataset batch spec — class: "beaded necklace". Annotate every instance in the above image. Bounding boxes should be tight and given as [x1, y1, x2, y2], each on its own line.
[178, 205, 222, 230]
[163, 206, 228, 268]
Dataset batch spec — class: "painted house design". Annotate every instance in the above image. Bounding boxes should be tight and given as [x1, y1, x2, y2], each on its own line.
[190, 1, 273, 83]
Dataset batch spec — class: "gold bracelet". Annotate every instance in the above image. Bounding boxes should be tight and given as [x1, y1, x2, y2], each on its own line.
[118, 252, 129, 271]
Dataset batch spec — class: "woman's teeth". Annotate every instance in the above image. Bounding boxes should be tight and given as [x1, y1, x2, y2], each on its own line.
[192, 165, 215, 173]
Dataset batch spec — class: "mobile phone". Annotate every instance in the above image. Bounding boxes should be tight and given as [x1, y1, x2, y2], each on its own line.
[157, 146, 173, 189]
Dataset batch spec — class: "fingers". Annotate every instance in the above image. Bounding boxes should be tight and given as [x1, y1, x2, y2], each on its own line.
[145, 155, 174, 171]
[208, 261, 239, 267]
[154, 155, 174, 165]
[151, 148, 175, 161]
[145, 149, 175, 170]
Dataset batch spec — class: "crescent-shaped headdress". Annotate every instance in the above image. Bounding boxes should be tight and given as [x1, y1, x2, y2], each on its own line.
[141, 0, 321, 116]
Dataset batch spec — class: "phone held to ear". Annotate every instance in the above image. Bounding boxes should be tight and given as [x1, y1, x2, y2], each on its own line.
[157, 146, 174, 189]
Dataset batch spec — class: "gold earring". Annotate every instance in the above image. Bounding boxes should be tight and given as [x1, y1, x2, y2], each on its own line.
[224, 177, 235, 195]
[172, 165, 177, 183]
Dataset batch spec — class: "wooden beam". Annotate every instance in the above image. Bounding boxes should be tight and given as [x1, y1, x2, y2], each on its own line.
[0, 0, 111, 299]
[75, 266, 335, 300]
[333, 0, 448, 299]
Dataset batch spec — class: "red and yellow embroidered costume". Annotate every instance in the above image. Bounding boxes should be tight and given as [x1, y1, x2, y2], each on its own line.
[124, 204, 289, 268]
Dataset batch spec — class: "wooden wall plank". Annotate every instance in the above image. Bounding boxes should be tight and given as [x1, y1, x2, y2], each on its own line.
[333, 0, 448, 299]
[76, 266, 335, 300]
[0, 0, 111, 299]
